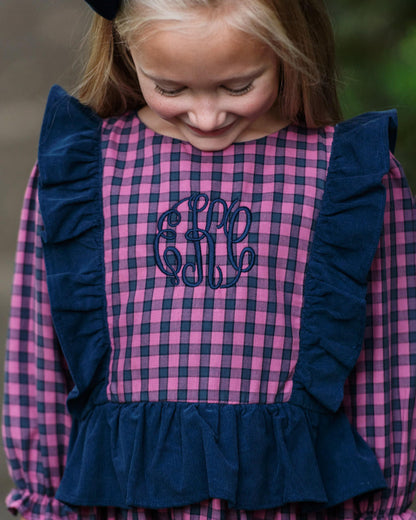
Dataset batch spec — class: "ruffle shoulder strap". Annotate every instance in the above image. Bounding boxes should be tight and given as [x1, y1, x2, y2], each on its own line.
[38, 85, 110, 414]
[291, 109, 398, 413]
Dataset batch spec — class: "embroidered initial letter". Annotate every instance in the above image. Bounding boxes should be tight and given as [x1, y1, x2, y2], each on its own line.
[154, 194, 255, 288]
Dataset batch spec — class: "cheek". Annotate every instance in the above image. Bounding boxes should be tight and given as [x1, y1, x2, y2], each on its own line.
[237, 81, 278, 117]
[240, 85, 279, 119]
[137, 76, 181, 119]
[143, 93, 183, 120]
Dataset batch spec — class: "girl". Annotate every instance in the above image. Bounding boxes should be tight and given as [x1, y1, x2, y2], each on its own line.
[3, 0, 416, 519]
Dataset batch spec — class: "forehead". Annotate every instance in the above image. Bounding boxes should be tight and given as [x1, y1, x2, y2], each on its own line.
[130, 20, 276, 82]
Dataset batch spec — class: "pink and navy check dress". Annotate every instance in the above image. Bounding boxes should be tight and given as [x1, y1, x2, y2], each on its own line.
[3, 86, 416, 520]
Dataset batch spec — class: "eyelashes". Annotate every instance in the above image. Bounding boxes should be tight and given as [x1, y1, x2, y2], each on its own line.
[223, 83, 254, 96]
[154, 82, 254, 97]
[154, 85, 186, 97]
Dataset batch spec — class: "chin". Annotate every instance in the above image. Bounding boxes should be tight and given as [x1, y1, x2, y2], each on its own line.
[184, 128, 242, 152]
[187, 137, 235, 152]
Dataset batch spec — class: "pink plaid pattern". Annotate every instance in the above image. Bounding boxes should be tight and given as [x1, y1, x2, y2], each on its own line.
[3, 120, 416, 519]
[342, 156, 416, 517]
[3, 167, 73, 518]
[102, 117, 332, 405]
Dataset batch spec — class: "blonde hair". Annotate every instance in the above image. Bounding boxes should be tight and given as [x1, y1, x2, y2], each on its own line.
[77, 0, 342, 126]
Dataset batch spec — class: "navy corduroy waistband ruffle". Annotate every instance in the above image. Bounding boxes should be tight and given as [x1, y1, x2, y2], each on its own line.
[38, 85, 396, 511]
[55, 400, 386, 510]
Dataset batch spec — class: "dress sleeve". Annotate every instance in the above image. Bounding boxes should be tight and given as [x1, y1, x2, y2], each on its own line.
[2, 165, 74, 519]
[343, 154, 416, 519]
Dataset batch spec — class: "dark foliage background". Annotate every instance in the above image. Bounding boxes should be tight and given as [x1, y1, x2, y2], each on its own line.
[329, 1, 416, 184]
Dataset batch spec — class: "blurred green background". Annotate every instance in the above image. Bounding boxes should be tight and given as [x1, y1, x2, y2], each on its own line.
[0, 1, 415, 519]
[329, 1, 416, 186]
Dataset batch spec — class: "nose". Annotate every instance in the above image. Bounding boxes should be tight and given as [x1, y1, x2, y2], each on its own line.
[187, 95, 227, 131]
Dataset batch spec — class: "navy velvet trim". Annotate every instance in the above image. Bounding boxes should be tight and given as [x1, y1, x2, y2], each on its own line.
[38, 85, 110, 416]
[291, 110, 397, 413]
[37, 86, 391, 512]
[56, 401, 386, 510]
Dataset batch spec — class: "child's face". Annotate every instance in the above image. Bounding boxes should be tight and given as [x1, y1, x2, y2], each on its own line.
[130, 19, 284, 151]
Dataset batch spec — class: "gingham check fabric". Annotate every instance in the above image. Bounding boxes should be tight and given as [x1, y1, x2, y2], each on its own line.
[3, 114, 416, 519]
[102, 117, 329, 406]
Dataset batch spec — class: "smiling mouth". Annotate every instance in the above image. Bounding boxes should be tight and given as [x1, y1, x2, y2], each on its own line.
[186, 122, 236, 137]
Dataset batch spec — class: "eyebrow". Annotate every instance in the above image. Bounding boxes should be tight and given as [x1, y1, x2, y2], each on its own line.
[139, 67, 266, 85]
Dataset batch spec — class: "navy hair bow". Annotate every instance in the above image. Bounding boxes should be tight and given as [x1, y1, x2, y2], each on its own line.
[84, 0, 121, 20]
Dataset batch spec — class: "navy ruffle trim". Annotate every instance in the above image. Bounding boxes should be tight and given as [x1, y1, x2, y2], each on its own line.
[38, 86, 395, 511]
[38, 85, 111, 415]
[292, 110, 397, 414]
[56, 400, 385, 510]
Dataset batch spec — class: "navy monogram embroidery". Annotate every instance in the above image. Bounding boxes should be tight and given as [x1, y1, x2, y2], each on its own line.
[154, 193, 255, 288]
